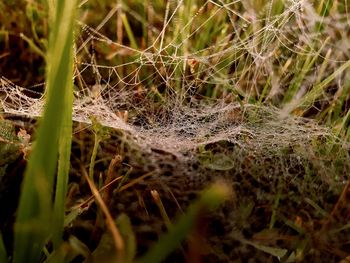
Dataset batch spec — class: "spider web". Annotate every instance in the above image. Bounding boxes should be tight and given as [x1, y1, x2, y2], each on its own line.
[0, 0, 347, 153]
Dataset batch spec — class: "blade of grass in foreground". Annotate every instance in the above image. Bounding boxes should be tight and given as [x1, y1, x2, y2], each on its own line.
[138, 182, 231, 263]
[13, 1, 77, 262]
[52, 68, 74, 249]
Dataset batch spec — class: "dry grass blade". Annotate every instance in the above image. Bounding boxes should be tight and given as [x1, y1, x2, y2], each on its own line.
[323, 179, 350, 230]
[81, 166, 125, 261]
[117, 172, 154, 192]
[151, 190, 172, 229]
[75, 175, 124, 210]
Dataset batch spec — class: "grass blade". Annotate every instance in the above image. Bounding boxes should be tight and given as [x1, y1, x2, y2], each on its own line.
[294, 59, 350, 112]
[137, 182, 231, 263]
[13, 1, 77, 262]
[52, 73, 74, 248]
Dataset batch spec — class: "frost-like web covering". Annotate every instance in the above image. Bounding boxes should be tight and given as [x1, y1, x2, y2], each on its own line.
[3, 3, 350, 261]
[0, 0, 348, 153]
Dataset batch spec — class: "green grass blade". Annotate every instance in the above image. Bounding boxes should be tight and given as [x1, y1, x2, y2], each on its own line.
[137, 182, 230, 263]
[121, 13, 139, 50]
[52, 69, 74, 248]
[19, 33, 46, 59]
[283, 38, 329, 105]
[296, 59, 350, 112]
[13, 1, 77, 262]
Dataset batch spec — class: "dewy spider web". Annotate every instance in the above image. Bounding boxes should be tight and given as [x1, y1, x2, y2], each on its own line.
[3, 3, 350, 261]
[0, 0, 347, 153]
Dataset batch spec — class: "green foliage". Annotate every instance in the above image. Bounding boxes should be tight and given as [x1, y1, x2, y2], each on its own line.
[52, 70, 74, 249]
[13, 0, 77, 262]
